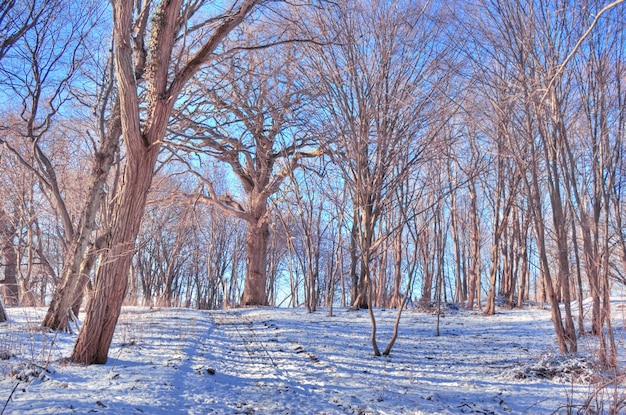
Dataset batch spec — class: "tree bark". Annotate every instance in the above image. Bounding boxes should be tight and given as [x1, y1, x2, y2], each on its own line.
[0, 210, 19, 306]
[72, 148, 159, 364]
[70, 0, 258, 364]
[0, 298, 5, 322]
[71, 0, 178, 364]
[241, 218, 269, 306]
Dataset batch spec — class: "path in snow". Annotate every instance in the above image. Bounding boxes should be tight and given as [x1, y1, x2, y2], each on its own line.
[0, 305, 624, 414]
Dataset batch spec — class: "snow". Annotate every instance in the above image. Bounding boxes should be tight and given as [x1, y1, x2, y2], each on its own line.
[1, 303, 625, 414]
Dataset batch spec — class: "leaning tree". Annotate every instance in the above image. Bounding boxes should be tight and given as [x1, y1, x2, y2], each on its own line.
[71, 0, 261, 365]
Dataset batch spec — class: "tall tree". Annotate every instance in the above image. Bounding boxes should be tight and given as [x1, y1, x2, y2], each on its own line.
[172, 40, 319, 306]
[308, 1, 451, 311]
[71, 0, 260, 365]
[0, 0, 110, 328]
[0, 0, 88, 313]
[307, 0, 454, 354]
[462, 0, 582, 354]
[42, 44, 123, 333]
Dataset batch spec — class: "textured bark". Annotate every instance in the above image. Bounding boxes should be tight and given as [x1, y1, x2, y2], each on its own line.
[43, 227, 111, 332]
[72, 149, 159, 364]
[241, 218, 269, 306]
[0, 216, 19, 306]
[71, 0, 179, 364]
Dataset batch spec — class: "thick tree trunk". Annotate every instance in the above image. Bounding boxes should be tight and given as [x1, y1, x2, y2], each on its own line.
[241, 218, 269, 306]
[0, 208, 18, 306]
[0, 232, 19, 307]
[72, 149, 159, 364]
[68, 0, 257, 364]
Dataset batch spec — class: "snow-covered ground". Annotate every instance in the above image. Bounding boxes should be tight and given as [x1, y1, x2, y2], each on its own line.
[1, 301, 625, 414]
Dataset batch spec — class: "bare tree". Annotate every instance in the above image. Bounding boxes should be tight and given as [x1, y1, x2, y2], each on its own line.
[463, 0, 582, 354]
[0, 0, 112, 330]
[275, 161, 331, 312]
[42, 48, 123, 332]
[172, 39, 319, 306]
[307, 1, 454, 355]
[559, 3, 625, 366]
[71, 0, 260, 365]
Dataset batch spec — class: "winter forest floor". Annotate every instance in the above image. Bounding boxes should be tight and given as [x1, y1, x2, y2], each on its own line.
[1, 301, 625, 414]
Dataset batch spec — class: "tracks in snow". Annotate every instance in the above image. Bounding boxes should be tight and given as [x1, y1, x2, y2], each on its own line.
[210, 310, 323, 386]
[206, 309, 348, 414]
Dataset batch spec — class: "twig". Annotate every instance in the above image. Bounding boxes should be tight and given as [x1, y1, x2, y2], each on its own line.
[540, 0, 626, 104]
[1, 382, 19, 415]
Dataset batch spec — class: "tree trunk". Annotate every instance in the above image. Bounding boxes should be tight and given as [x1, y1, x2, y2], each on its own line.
[484, 239, 500, 315]
[72, 148, 159, 364]
[0, 216, 19, 306]
[349, 210, 359, 306]
[449, 186, 465, 305]
[420, 230, 433, 302]
[390, 229, 403, 309]
[241, 218, 269, 306]
[467, 179, 480, 310]
[570, 214, 586, 334]
[42, 99, 121, 332]
[43, 239, 103, 332]
[0, 299, 6, 322]
[526, 150, 576, 355]
[485, 152, 517, 315]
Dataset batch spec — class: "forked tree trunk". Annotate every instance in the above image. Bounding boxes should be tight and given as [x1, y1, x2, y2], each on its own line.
[71, 0, 175, 365]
